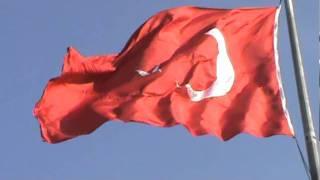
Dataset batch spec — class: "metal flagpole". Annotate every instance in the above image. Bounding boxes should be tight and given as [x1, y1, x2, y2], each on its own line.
[283, 0, 320, 179]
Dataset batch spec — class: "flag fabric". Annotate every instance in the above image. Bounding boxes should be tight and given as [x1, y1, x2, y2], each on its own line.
[34, 6, 294, 143]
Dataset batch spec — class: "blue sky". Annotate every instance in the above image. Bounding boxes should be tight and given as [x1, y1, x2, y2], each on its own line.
[0, 0, 318, 180]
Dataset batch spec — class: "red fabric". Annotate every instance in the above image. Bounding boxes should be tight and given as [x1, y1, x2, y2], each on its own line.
[34, 6, 294, 143]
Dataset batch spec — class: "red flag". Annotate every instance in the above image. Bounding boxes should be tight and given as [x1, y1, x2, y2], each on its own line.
[34, 6, 294, 143]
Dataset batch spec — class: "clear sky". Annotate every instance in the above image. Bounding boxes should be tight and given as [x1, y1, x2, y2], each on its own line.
[0, 0, 318, 180]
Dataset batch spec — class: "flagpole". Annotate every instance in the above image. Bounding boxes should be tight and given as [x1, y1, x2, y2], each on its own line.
[284, 0, 320, 179]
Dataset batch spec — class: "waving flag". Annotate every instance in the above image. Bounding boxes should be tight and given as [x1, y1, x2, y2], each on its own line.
[34, 6, 294, 143]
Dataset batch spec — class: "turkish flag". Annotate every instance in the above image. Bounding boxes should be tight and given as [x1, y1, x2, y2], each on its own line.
[34, 6, 294, 143]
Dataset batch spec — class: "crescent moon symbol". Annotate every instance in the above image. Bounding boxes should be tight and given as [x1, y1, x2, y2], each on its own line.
[185, 28, 235, 102]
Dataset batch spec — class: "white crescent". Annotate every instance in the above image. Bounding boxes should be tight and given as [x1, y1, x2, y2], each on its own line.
[185, 28, 235, 102]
